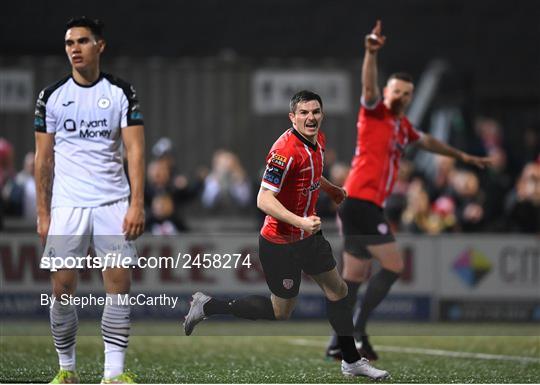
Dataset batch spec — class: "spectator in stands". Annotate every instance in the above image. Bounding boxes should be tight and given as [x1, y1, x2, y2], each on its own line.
[145, 157, 203, 232]
[449, 168, 486, 232]
[505, 161, 540, 233]
[152, 137, 175, 172]
[510, 124, 540, 174]
[430, 195, 457, 232]
[322, 147, 338, 179]
[0, 139, 15, 190]
[15, 152, 37, 221]
[474, 117, 503, 154]
[400, 178, 455, 234]
[317, 162, 350, 218]
[0, 139, 23, 225]
[480, 147, 512, 231]
[426, 155, 455, 200]
[146, 192, 184, 235]
[201, 149, 252, 213]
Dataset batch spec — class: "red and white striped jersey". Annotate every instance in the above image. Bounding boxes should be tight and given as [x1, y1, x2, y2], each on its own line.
[260, 128, 325, 244]
[344, 99, 422, 207]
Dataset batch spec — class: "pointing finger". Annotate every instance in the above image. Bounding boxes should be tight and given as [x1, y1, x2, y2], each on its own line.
[372, 19, 382, 35]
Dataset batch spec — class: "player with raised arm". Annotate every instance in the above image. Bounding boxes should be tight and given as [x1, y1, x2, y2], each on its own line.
[326, 20, 494, 361]
[35, 17, 145, 384]
[184, 90, 389, 380]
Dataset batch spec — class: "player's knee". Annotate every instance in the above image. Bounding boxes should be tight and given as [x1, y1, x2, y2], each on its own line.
[107, 275, 130, 286]
[52, 280, 76, 296]
[342, 267, 368, 282]
[103, 271, 131, 292]
[324, 280, 348, 301]
[342, 253, 370, 282]
[336, 280, 348, 299]
[381, 255, 404, 274]
[342, 266, 357, 282]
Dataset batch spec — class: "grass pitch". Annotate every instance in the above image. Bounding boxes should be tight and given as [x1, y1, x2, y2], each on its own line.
[1, 321, 539, 383]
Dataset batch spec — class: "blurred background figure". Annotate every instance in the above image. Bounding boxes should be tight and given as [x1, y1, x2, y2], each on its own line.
[520, 125, 540, 167]
[401, 178, 454, 234]
[201, 149, 252, 214]
[15, 151, 37, 222]
[0, 138, 15, 190]
[147, 192, 184, 235]
[317, 161, 350, 218]
[426, 155, 456, 200]
[145, 137, 205, 232]
[474, 118, 504, 155]
[505, 161, 540, 233]
[0, 138, 22, 228]
[448, 168, 486, 232]
[152, 137, 175, 172]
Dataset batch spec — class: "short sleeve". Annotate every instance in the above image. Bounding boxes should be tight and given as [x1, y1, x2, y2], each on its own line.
[121, 83, 144, 128]
[360, 96, 382, 111]
[261, 148, 295, 193]
[406, 122, 423, 143]
[34, 89, 55, 133]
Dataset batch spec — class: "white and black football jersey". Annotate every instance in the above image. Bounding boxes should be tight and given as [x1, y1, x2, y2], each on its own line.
[34, 73, 144, 208]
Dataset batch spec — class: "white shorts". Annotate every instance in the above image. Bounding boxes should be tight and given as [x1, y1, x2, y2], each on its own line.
[40, 199, 138, 270]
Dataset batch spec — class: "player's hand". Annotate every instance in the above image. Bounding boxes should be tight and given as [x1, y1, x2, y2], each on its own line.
[365, 20, 386, 53]
[460, 153, 495, 169]
[329, 186, 347, 205]
[297, 215, 322, 234]
[123, 205, 145, 240]
[37, 214, 51, 246]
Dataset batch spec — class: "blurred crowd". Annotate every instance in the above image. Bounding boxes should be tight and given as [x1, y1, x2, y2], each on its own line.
[1, 117, 539, 234]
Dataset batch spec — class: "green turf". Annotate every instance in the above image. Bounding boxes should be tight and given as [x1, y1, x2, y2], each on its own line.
[1, 321, 539, 383]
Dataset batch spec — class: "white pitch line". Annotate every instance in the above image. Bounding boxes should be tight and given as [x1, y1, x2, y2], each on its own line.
[288, 338, 540, 364]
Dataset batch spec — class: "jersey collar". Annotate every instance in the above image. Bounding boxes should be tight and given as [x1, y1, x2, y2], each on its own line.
[291, 128, 318, 151]
[71, 72, 104, 88]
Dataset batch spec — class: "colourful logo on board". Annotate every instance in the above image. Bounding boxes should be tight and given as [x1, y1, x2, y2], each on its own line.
[453, 248, 492, 287]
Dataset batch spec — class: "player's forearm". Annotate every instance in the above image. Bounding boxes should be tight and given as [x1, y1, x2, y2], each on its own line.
[35, 153, 53, 217]
[126, 146, 145, 208]
[362, 50, 380, 102]
[122, 126, 146, 208]
[418, 134, 464, 161]
[257, 190, 303, 228]
[320, 176, 337, 194]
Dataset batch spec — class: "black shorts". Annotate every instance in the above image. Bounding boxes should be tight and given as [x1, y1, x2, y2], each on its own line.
[338, 197, 395, 259]
[258, 231, 337, 299]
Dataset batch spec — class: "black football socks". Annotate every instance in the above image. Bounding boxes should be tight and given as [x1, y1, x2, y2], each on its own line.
[354, 268, 399, 338]
[326, 296, 361, 363]
[328, 280, 362, 349]
[204, 295, 276, 320]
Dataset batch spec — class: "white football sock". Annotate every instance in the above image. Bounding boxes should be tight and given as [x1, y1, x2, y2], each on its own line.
[50, 298, 78, 371]
[102, 293, 130, 379]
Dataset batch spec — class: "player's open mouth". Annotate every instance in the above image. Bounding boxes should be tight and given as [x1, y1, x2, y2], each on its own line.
[72, 56, 83, 63]
[306, 122, 317, 128]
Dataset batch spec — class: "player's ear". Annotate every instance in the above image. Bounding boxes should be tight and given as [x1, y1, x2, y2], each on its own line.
[97, 39, 106, 53]
[288, 112, 295, 125]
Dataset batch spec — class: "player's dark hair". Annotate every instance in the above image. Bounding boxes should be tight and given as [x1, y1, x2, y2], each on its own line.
[388, 72, 414, 84]
[289, 90, 323, 113]
[66, 17, 105, 40]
